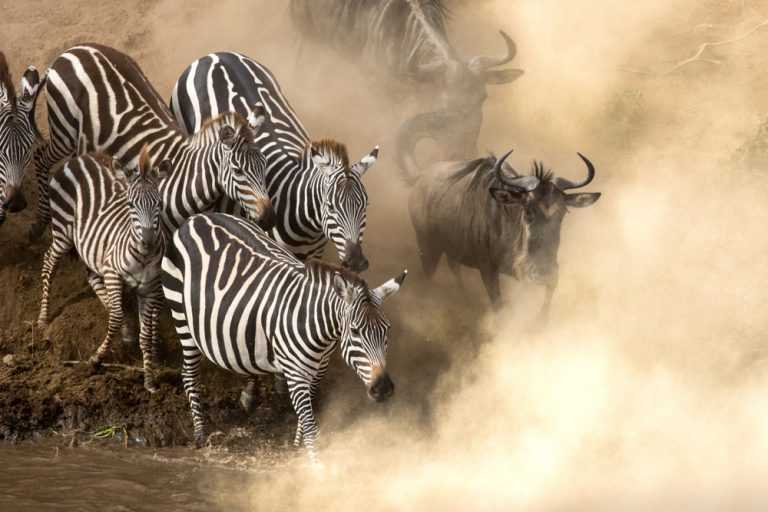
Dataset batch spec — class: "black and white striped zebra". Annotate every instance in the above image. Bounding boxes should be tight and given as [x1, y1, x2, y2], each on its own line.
[29, 43, 275, 240]
[170, 52, 378, 272]
[161, 212, 406, 460]
[37, 147, 168, 392]
[0, 52, 43, 227]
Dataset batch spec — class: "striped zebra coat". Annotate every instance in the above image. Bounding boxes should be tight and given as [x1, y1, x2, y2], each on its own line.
[162, 212, 406, 460]
[37, 148, 169, 392]
[170, 52, 377, 272]
[29, 44, 275, 240]
[0, 52, 43, 227]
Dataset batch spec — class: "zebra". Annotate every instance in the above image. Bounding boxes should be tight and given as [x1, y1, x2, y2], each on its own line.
[37, 146, 168, 393]
[289, 0, 523, 161]
[170, 52, 378, 272]
[28, 43, 275, 241]
[161, 212, 406, 461]
[0, 52, 43, 227]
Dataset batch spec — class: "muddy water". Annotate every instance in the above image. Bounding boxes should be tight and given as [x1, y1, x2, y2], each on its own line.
[0, 441, 275, 512]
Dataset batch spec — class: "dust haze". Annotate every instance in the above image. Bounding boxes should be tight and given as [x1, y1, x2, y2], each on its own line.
[7, 0, 768, 509]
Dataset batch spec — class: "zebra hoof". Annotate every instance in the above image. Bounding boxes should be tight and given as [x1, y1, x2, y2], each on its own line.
[36, 318, 48, 330]
[144, 378, 158, 394]
[239, 390, 259, 414]
[88, 355, 102, 368]
[194, 431, 207, 447]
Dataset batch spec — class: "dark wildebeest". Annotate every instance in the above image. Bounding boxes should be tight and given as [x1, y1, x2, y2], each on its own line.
[289, 0, 523, 160]
[0, 52, 43, 227]
[404, 149, 600, 319]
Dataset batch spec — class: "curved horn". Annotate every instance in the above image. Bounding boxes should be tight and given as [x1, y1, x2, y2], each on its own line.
[469, 31, 517, 74]
[494, 150, 539, 191]
[553, 153, 595, 191]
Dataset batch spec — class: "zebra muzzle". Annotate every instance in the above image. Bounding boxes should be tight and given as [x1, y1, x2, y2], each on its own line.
[253, 199, 276, 231]
[342, 241, 368, 273]
[2, 185, 27, 213]
[367, 369, 394, 403]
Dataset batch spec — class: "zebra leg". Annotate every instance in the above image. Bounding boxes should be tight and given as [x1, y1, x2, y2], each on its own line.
[239, 378, 260, 414]
[287, 377, 320, 461]
[121, 292, 140, 345]
[137, 292, 160, 393]
[181, 340, 206, 445]
[86, 270, 109, 308]
[90, 273, 124, 367]
[37, 237, 73, 328]
[274, 374, 288, 396]
[0, 208, 5, 228]
[29, 142, 68, 241]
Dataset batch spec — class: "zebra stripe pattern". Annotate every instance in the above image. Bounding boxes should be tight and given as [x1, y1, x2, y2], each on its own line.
[0, 52, 42, 226]
[29, 44, 275, 240]
[161, 212, 406, 460]
[37, 147, 168, 392]
[170, 52, 378, 272]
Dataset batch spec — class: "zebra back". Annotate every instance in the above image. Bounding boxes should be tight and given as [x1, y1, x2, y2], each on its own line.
[170, 52, 378, 271]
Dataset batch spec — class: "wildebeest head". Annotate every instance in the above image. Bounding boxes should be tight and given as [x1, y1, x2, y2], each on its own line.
[417, 31, 524, 113]
[489, 150, 601, 285]
[332, 268, 407, 402]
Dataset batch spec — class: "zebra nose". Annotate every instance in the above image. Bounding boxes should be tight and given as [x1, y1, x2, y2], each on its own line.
[3, 186, 27, 213]
[342, 242, 368, 273]
[141, 227, 154, 246]
[255, 199, 276, 231]
[367, 371, 394, 402]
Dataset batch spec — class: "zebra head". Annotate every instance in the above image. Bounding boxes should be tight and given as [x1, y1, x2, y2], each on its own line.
[311, 140, 379, 273]
[333, 269, 407, 402]
[218, 104, 276, 230]
[113, 149, 170, 254]
[0, 57, 42, 216]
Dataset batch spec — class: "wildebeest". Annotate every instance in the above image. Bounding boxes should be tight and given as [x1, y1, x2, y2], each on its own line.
[289, 0, 523, 160]
[404, 149, 600, 319]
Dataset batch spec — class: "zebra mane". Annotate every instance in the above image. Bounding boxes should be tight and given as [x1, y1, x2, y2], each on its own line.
[306, 139, 351, 172]
[305, 259, 368, 291]
[188, 111, 255, 146]
[0, 52, 17, 111]
[137, 145, 152, 178]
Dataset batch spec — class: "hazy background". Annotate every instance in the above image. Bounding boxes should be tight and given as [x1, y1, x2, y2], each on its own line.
[3, 0, 768, 509]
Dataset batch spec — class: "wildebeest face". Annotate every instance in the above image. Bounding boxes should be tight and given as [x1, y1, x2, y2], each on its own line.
[490, 153, 601, 285]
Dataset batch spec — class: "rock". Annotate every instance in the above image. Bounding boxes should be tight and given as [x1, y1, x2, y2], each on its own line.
[3, 354, 14, 367]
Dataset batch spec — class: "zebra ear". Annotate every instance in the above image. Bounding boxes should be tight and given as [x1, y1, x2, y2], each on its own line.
[372, 270, 407, 302]
[152, 160, 172, 181]
[351, 145, 379, 177]
[332, 273, 355, 304]
[220, 125, 237, 148]
[113, 158, 136, 181]
[312, 147, 332, 175]
[17, 66, 41, 111]
[248, 103, 266, 135]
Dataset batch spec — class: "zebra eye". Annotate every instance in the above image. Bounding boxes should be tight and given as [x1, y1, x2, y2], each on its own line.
[233, 166, 244, 175]
[350, 326, 360, 337]
[328, 204, 336, 214]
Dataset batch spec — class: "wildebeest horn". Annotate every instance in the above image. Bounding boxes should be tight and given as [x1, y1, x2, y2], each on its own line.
[494, 149, 539, 191]
[469, 31, 517, 74]
[553, 153, 596, 191]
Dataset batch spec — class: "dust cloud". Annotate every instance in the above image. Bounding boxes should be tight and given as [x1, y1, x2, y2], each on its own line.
[144, 0, 768, 509]
[11, 0, 768, 509]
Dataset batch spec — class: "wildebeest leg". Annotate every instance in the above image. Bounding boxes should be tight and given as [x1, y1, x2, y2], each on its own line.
[479, 266, 503, 312]
[446, 256, 467, 295]
[536, 281, 558, 327]
[240, 378, 260, 414]
[414, 234, 442, 280]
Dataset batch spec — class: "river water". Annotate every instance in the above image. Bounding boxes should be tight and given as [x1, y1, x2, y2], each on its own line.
[0, 441, 283, 512]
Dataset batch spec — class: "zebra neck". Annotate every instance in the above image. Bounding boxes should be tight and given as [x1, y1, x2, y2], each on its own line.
[161, 143, 223, 224]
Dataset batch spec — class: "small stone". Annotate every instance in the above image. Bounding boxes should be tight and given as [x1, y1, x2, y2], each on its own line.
[2, 354, 14, 367]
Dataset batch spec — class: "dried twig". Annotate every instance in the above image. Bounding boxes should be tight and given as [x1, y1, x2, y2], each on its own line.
[665, 19, 768, 75]
[61, 360, 144, 372]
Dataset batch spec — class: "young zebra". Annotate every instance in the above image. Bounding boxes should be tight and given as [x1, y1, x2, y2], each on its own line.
[170, 52, 377, 271]
[29, 44, 275, 240]
[37, 148, 169, 392]
[161, 212, 406, 460]
[0, 52, 43, 226]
